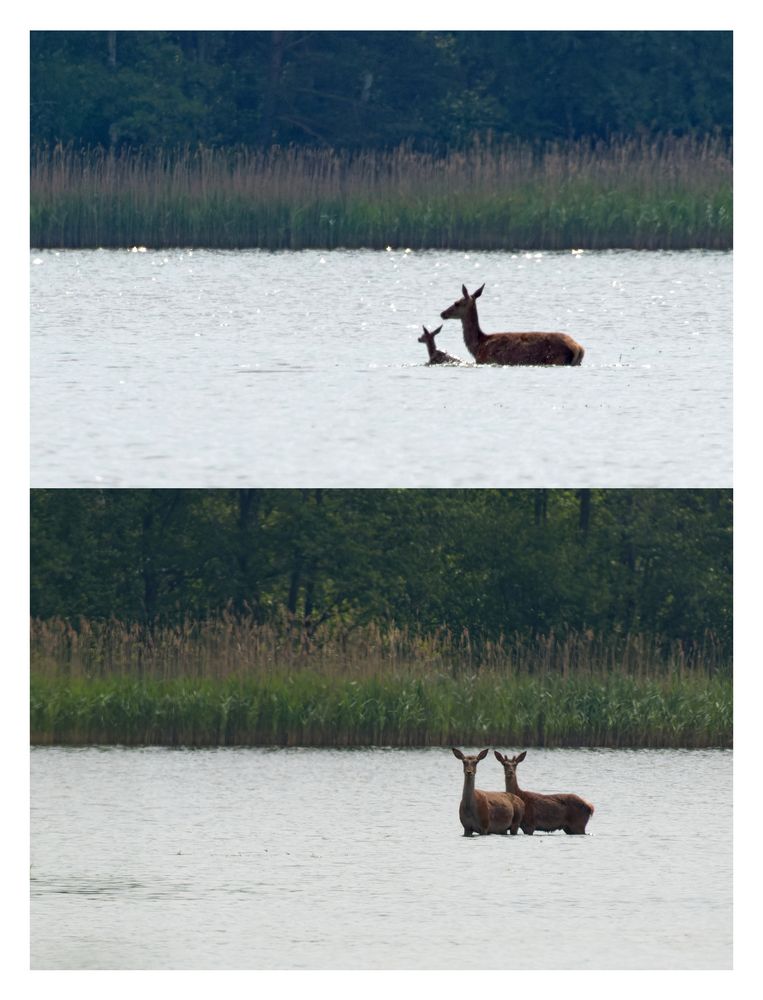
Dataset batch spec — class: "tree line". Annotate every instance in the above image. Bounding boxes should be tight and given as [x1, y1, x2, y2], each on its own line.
[30, 489, 732, 654]
[30, 31, 732, 151]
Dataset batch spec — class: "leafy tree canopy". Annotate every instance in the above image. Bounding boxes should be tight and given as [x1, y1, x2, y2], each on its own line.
[30, 31, 732, 151]
[30, 489, 732, 655]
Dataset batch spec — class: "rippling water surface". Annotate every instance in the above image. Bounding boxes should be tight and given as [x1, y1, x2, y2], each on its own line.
[30, 746, 732, 969]
[30, 249, 731, 487]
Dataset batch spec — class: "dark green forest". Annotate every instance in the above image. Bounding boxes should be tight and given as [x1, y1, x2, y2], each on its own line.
[30, 32, 733, 250]
[31, 31, 732, 151]
[30, 489, 732, 654]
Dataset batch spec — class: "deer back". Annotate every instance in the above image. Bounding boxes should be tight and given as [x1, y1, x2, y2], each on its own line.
[473, 788, 520, 834]
[476, 332, 584, 366]
[494, 749, 593, 834]
[519, 789, 594, 833]
[427, 348, 460, 365]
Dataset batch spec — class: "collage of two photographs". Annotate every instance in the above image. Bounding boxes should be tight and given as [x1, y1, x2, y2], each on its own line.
[28, 28, 733, 980]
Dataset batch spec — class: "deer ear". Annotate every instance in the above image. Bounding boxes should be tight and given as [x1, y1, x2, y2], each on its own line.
[461, 284, 469, 297]
[515, 750, 527, 763]
[451, 747, 464, 760]
[493, 750, 504, 763]
[477, 748, 489, 761]
[432, 324, 443, 335]
[474, 283, 485, 298]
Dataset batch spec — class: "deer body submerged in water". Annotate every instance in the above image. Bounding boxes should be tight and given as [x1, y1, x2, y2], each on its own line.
[494, 750, 594, 834]
[441, 283, 584, 366]
[452, 747, 524, 835]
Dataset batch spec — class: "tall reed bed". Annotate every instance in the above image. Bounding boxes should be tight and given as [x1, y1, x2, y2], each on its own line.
[30, 135, 732, 250]
[30, 615, 728, 682]
[30, 617, 732, 748]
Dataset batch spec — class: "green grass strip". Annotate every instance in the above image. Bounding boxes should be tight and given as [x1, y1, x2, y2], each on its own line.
[30, 672, 732, 748]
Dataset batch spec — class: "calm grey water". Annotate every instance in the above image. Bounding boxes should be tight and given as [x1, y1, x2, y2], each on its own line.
[30, 746, 732, 970]
[30, 249, 731, 487]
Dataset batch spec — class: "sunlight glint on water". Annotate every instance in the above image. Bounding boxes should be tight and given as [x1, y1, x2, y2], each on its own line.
[30, 249, 731, 487]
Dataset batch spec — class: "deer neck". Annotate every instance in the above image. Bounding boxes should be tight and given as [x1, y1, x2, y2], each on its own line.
[462, 770, 477, 808]
[459, 303, 485, 353]
[426, 341, 437, 360]
[505, 771, 522, 796]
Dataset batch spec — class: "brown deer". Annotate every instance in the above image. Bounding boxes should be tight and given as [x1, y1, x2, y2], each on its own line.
[451, 747, 524, 836]
[440, 283, 584, 366]
[418, 324, 461, 365]
[494, 750, 594, 835]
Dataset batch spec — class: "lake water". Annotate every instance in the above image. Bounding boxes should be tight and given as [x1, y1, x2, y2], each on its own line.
[30, 746, 732, 970]
[30, 248, 731, 487]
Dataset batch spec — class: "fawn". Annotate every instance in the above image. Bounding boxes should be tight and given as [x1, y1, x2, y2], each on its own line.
[418, 324, 461, 365]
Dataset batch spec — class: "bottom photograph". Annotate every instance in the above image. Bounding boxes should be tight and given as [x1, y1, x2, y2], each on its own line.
[29, 488, 732, 970]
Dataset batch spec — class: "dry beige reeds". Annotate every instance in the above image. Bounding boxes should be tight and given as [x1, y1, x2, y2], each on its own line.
[30, 135, 732, 249]
[30, 615, 729, 684]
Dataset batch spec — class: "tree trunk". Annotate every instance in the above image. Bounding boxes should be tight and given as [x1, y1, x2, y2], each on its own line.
[235, 488, 262, 616]
[578, 488, 592, 540]
[534, 489, 548, 526]
[259, 30, 285, 145]
[107, 31, 117, 69]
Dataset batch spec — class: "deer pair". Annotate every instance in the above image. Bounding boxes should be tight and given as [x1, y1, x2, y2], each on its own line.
[451, 747, 594, 836]
[419, 283, 585, 366]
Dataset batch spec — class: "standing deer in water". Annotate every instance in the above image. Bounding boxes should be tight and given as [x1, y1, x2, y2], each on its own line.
[451, 747, 524, 835]
[494, 750, 594, 834]
[440, 283, 584, 366]
[418, 324, 461, 365]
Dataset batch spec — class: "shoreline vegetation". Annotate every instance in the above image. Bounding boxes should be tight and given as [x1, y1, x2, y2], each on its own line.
[30, 617, 732, 748]
[30, 135, 732, 252]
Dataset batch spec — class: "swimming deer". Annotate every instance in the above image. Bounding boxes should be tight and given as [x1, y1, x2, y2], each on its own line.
[452, 747, 524, 836]
[440, 283, 584, 366]
[494, 750, 594, 834]
[418, 324, 461, 365]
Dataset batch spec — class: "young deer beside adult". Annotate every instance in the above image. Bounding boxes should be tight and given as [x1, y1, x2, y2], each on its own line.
[418, 324, 461, 365]
[451, 747, 524, 836]
[440, 283, 584, 366]
[494, 750, 594, 834]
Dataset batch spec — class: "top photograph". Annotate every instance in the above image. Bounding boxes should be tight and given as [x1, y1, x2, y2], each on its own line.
[29, 30, 732, 488]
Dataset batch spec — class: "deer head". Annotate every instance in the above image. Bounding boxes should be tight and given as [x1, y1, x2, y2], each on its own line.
[452, 746, 489, 775]
[494, 749, 527, 783]
[418, 323, 444, 345]
[440, 283, 485, 320]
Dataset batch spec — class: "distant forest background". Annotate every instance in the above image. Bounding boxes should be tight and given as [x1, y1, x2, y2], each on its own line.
[30, 31, 732, 151]
[30, 489, 732, 655]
